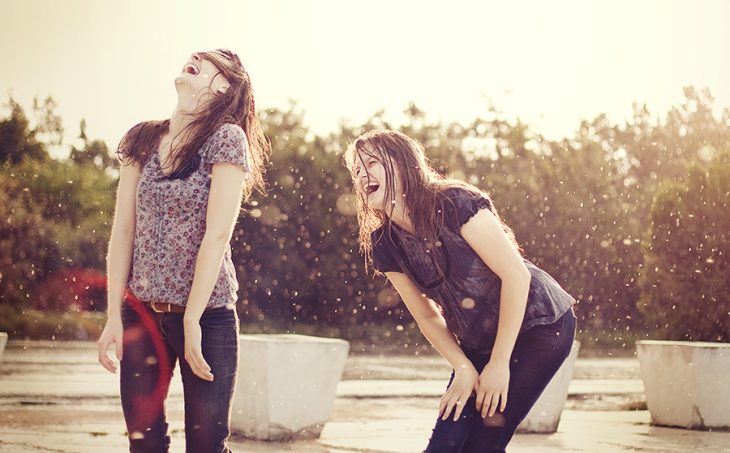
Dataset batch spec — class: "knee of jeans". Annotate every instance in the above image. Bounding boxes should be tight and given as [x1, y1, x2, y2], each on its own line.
[481, 412, 506, 428]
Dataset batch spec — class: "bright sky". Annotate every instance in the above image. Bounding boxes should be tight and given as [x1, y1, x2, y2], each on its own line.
[2, 0, 730, 157]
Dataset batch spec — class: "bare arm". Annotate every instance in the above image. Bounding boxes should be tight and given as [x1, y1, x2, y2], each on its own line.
[460, 208, 531, 417]
[387, 272, 471, 370]
[460, 209, 531, 365]
[184, 163, 247, 320]
[106, 163, 141, 316]
[183, 162, 247, 380]
[98, 161, 141, 372]
[386, 271, 478, 421]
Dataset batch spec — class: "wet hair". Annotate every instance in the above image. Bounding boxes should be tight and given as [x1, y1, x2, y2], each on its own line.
[344, 129, 520, 273]
[116, 49, 269, 199]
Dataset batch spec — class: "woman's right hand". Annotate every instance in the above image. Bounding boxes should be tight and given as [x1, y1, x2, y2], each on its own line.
[97, 315, 124, 373]
[438, 362, 479, 421]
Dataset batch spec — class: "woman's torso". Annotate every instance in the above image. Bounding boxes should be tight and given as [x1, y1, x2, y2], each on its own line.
[128, 124, 247, 309]
[372, 187, 576, 353]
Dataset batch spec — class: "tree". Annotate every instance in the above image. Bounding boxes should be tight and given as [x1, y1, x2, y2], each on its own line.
[638, 150, 730, 341]
[0, 96, 48, 164]
[69, 119, 115, 170]
[0, 100, 115, 308]
[3, 88, 729, 346]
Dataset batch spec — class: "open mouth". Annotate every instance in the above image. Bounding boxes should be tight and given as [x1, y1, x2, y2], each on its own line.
[183, 63, 200, 75]
[365, 182, 380, 195]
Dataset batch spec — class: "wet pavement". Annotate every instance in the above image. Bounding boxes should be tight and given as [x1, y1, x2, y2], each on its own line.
[1, 340, 729, 452]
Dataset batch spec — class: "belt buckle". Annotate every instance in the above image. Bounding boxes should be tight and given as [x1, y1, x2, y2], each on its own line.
[150, 301, 167, 313]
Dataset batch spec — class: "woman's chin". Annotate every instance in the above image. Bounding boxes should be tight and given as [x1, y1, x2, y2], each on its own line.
[367, 195, 388, 211]
[174, 76, 188, 88]
[174, 76, 196, 91]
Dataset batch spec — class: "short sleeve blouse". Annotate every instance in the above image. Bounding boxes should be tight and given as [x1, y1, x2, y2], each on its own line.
[127, 123, 250, 308]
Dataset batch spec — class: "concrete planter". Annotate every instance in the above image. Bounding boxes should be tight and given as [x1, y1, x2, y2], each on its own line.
[516, 340, 580, 434]
[231, 334, 350, 440]
[636, 340, 730, 430]
[0, 332, 7, 363]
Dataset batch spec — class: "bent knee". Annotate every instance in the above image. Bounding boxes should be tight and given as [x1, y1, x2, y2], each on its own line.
[481, 412, 506, 427]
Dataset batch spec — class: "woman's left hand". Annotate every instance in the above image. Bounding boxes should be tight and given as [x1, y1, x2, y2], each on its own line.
[476, 359, 510, 418]
[184, 319, 214, 381]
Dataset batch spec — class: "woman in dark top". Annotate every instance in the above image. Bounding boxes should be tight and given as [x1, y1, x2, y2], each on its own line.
[96, 49, 269, 452]
[345, 129, 576, 452]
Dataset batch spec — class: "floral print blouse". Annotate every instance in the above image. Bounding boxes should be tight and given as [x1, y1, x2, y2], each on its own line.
[127, 123, 250, 309]
[371, 187, 576, 353]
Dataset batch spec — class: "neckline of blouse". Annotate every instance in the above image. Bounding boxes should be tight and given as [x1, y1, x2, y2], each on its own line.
[154, 147, 176, 178]
[387, 220, 419, 240]
[386, 222, 451, 289]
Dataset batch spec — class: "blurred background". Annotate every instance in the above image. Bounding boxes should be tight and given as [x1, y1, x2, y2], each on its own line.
[1, 0, 728, 352]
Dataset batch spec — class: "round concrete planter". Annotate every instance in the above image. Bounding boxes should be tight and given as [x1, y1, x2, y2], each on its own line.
[516, 340, 580, 434]
[636, 340, 730, 430]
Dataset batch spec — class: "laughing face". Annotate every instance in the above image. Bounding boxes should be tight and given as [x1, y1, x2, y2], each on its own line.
[175, 51, 231, 100]
[353, 148, 402, 213]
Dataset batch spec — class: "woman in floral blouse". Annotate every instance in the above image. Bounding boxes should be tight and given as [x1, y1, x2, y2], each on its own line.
[97, 49, 269, 452]
[345, 129, 576, 453]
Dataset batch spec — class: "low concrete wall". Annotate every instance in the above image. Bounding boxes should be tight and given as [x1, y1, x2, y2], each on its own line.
[231, 334, 349, 440]
[637, 340, 730, 430]
[516, 340, 581, 433]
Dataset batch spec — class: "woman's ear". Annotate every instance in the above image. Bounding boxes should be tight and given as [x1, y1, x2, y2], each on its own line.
[217, 85, 229, 94]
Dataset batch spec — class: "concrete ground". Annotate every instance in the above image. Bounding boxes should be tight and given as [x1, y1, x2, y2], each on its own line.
[1, 341, 729, 452]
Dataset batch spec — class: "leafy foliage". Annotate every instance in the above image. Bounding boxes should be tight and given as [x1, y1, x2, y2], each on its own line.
[1, 99, 115, 308]
[1, 90, 728, 344]
[639, 150, 730, 341]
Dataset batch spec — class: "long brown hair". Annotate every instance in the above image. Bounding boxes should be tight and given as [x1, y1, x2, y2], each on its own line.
[344, 129, 520, 273]
[117, 49, 269, 199]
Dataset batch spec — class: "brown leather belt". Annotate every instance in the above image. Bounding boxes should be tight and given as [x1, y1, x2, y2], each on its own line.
[125, 289, 227, 314]
[125, 289, 187, 313]
[142, 301, 186, 314]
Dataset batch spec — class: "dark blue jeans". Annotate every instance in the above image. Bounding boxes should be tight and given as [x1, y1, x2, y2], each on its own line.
[424, 307, 576, 453]
[120, 298, 239, 453]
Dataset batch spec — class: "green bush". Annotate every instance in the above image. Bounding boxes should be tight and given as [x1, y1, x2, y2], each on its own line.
[2, 90, 730, 344]
[0, 303, 105, 340]
[638, 149, 730, 341]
